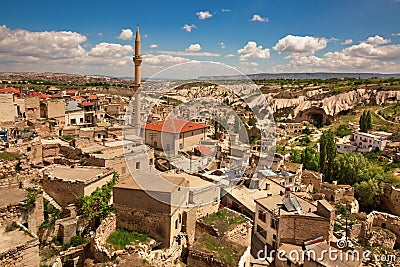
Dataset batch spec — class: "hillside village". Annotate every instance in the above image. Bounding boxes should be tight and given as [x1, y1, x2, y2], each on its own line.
[1, 29, 400, 267]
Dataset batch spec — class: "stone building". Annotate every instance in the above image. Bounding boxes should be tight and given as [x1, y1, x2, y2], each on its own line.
[0, 94, 18, 123]
[143, 119, 208, 156]
[40, 99, 66, 125]
[251, 190, 334, 257]
[42, 165, 115, 207]
[278, 122, 303, 135]
[0, 187, 44, 235]
[113, 174, 189, 248]
[381, 183, 400, 216]
[24, 96, 41, 121]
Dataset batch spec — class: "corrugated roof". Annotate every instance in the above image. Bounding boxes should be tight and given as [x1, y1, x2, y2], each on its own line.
[143, 119, 208, 134]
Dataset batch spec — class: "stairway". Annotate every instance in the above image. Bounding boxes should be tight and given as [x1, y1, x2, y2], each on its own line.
[42, 191, 62, 211]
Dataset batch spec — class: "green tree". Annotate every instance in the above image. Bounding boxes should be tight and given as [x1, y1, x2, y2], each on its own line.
[301, 147, 319, 172]
[291, 149, 301, 164]
[354, 179, 383, 212]
[302, 127, 312, 135]
[366, 110, 372, 130]
[333, 152, 384, 185]
[319, 129, 337, 182]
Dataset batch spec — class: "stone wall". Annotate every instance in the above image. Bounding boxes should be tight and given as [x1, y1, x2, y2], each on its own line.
[0, 94, 17, 123]
[381, 183, 400, 216]
[59, 145, 82, 160]
[24, 96, 40, 121]
[366, 211, 400, 245]
[278, 215, 332, 247]
[0, 238, 40, 267]
[43, 177, 84, 207]
[89, 213, 116, 262]
[187, 249, 227, 267]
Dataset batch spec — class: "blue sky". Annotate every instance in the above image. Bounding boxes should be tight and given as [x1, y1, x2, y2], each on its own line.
[1, 0, 400, 78]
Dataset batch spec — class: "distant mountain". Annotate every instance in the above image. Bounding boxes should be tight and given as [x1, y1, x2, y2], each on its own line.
[198, 72, 400, 80]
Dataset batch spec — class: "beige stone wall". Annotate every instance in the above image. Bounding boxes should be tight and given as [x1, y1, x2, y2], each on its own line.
[45, 99, 65, 124]
[0, 94, 17, 123]
[83, 172, 113, 197]
[381, 183, 400, 216]
[179, 128, 207, 149]
[24, 97, 40, 121]
[113, 187, 175, 248]
[367, 211, 400, 244]
[278, 215, 331, 246]
[89, 213, 116, 262]
[43, 178, 84, 207]
[0, 238, 40, 267]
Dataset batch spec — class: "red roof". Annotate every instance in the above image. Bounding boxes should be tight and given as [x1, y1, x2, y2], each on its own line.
[72, 96, 86, 101]
[79, 101, 95, 107]
[0, 87, 21, 96]
[143, 119, 208, 134]
[195, 145, 213, 155]
[87, 95, 98, 100]
[66, 90, 78, 95]
[30, 91, 51, 99]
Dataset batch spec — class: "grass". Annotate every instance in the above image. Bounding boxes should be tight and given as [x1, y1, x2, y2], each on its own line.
[62, 235, 87, 250]
[201, 209, 247, 234]
[0, 152, 21, 161]
[197, 233, 246, 267]
[5, 222, 19, 232]
[107, 229, 148, 249]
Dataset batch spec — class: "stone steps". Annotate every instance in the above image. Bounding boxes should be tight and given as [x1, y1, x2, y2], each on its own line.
[42, 191, 62, 211]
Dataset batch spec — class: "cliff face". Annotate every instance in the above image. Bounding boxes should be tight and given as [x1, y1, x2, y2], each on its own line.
[270, 89, 400, 118]
[171, 83, 400, 120]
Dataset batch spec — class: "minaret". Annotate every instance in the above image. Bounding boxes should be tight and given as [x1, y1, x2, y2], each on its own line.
[133, 26, 142, 126]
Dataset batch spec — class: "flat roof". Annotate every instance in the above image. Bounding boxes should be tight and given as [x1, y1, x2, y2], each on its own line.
[46, 165, 112, 182]
[0, 187, 26, 207]
[255, 194, 318, 216]
[0, 229, 35, 254]
[227, 178, 284, 213]
[114, 173, 186, 193]
[161, 171, 212, 188]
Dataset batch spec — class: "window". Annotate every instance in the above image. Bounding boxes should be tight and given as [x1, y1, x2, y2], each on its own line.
[135, 162, 140, 170]
[121, 166, 126, 174]
[80, 118, 83, 123]
[256, 225, 267, 239]
[270, 218, 276, 229]
[175, 219, 178, 229]
[71, 118, 76, 124]
[258, 210, 266, 222]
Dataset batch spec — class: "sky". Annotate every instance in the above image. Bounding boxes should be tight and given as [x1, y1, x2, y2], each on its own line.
[1, 0, 400, 79]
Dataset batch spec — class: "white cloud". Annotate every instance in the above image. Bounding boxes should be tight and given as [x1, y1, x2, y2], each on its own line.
[0, 25, 87, 60]
[98, 33, 103, 37]
[364, 35, 391, 45]
[392, 33, 400, 37]
[241, 62, 259, 67]
[88, 43, 133, 58]
[142, 54, 191, 67]
[196, 11, 212, 20]
[251, 14, 269, 22]
[273, 35, 328, 55]
[221, 9, 231, 12]
[186, 44, 201, 52]
[237, 41, 270, 61]
[285, 35, 400, 73]
[219, 42, 226, 49]
[153, 50, 220, 57]
[182, 24, 196, 32]
[225, 54, 235, 58]
[341, 39, 353, 45]
[150, 44, 158, 49]
[118, 29, 133, 40]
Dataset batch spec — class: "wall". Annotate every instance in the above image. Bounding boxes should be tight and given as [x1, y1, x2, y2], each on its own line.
[367, 211, 400, 245]
[42, 177, 84, 207]
[381, 183, 400, 216]
[0, 238, 40, 267]
[45, 99, 65, 124]
[0, 94, 17, 123]
[113, 187, 173, 248]
[278, 215, 331, 247]
[89, 213, 116, 262]
[24, 96, 40, 121]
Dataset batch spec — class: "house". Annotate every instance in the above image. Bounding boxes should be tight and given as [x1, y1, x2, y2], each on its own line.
[42, 165, 115, 207]
[64, 100, 85, 126]
[143, 119, 208, 156]
[251, 190, 334, 258]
